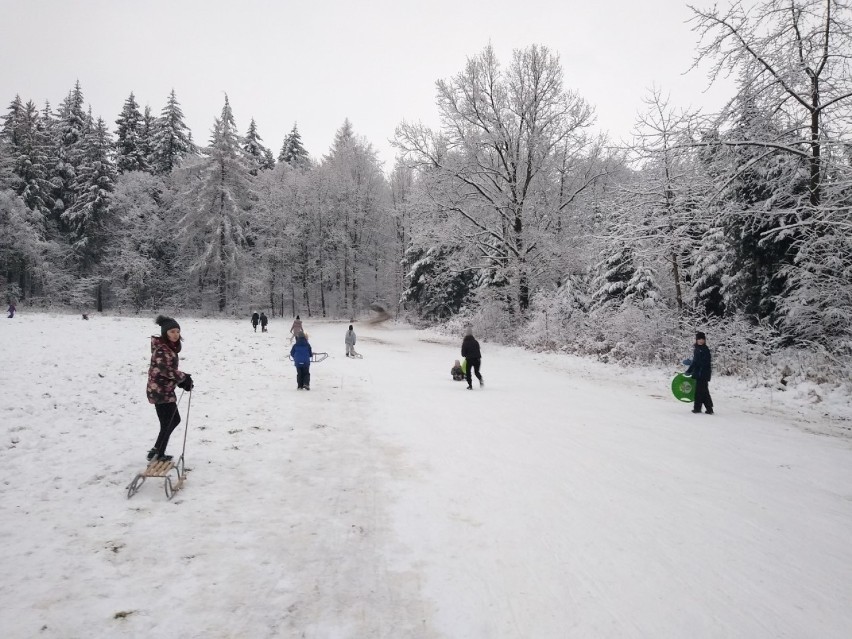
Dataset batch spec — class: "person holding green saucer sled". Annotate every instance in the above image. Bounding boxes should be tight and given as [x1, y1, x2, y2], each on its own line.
[685, 331, 713, 414]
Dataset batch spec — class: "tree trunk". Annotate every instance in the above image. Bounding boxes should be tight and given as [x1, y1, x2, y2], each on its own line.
[809, 77, 821, 208]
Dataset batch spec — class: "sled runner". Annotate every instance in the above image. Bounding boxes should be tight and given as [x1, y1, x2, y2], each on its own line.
[289, 352, 328, 363]
[126, 457, 186, 500]
[127, 390, 192, 501]
[671, 373, 696, 403]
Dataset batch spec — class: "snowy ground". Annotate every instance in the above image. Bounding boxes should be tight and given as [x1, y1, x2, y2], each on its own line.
[1, 313, 851, 639]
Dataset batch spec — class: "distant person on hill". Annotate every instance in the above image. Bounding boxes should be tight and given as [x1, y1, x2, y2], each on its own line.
[345, 324, 357, 357]
[290, 331, 313, 390]
[260, 312, 268, 332]
[461, 328, 483, 390]
[7, 302, 15, 318]
[251, 311, 260, 332]
[290, 315, 303, 341]
[685, 331, 713, 414]
[146, 316, 194, 462]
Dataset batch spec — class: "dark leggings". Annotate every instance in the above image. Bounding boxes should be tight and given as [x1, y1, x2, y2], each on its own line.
[154, 402, 181, 454]
[466, 358, 482, 386]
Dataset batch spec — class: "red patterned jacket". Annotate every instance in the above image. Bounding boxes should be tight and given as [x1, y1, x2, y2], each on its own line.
[147, 336, 187, 404]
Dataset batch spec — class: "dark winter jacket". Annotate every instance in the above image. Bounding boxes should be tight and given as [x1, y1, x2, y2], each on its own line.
[290, 335, 313, 366]
[147, 336, 188, 404]
[685, 344, 712, 382]
[260, 313, 268, 326]
[251, 312, 260, 325]
[461, 335, 481, 361]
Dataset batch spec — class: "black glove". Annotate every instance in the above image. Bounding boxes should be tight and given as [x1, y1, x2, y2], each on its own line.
[177, 374, 194, 391]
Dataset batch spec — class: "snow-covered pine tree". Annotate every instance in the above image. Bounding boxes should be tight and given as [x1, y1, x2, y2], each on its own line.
[0, 95, 25, 192]
[623, 264, 663, 309]
[278, 123, 310, 170]
[591, 242, 636, 311]
[139, 105, 156, 171]
[151, 89, 193, 174]
[115, 92, 148, 173]
[710, 84, 806, 322]
[242, 118, 273, 175]
[0, 190, 44, 301]
[321, 119, 389, 316]
[1, 95, 24, 148]
[262, 147, 275, 172]
[53, 81, 88, 224]
[401, 242, 476, 319]
[9, 100, 53, 216]
[102, 171, 175, 311]
[178, 95, 255, 311]
[64, 116, 117, 276]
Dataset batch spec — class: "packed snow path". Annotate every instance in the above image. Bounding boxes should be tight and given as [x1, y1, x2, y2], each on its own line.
[1, 315, 850, 638]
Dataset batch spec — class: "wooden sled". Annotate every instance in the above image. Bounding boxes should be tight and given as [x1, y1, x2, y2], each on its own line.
[126, 456, 186, 500]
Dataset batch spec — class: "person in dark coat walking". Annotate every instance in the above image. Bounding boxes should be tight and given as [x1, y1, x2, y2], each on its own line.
[290, 331, 313, 390]
[685, 331, 713, 414]
[260, 312, 268, 332]
[251, 312, 260, 332]
[146, 316, 193, 462]
[461, 327, 484, 390]
[7, 303, 15, 318]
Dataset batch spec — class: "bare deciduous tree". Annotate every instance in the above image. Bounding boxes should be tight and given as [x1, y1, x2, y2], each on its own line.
[396, 44, 599, 312]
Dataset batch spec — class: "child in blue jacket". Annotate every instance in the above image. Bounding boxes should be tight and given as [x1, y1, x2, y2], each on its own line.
[290, 331, 313, 390]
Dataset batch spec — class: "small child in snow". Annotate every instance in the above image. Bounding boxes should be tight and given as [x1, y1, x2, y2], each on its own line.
[345, 325, 357, 357]
[451, 359, 465, 381]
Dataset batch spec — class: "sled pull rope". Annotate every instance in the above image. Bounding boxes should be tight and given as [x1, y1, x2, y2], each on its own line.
[180, 390, 192, 459]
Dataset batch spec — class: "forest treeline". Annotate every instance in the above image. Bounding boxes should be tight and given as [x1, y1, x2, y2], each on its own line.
[2, 0, 850, 375]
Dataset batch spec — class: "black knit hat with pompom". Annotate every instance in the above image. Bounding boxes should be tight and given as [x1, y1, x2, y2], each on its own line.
[155, 315, 180, 337]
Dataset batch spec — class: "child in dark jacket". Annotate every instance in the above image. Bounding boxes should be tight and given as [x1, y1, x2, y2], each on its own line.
[685, 331, 713, 414]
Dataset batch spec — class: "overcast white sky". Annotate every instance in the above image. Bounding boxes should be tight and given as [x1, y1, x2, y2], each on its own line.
[0, 0, 736, 169]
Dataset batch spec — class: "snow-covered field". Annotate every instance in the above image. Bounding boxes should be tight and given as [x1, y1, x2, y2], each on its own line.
[1, 313, 851, 639]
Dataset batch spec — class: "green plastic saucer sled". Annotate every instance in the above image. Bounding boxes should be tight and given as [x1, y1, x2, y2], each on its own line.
[671, 373, 696, 403]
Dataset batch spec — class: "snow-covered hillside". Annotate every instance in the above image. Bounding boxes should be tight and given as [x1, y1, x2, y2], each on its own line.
[1, 314, 850, 638]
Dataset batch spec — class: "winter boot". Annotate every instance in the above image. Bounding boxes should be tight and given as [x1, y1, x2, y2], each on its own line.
[156, 454, 173, 462]
[147, 448, 158, 462]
